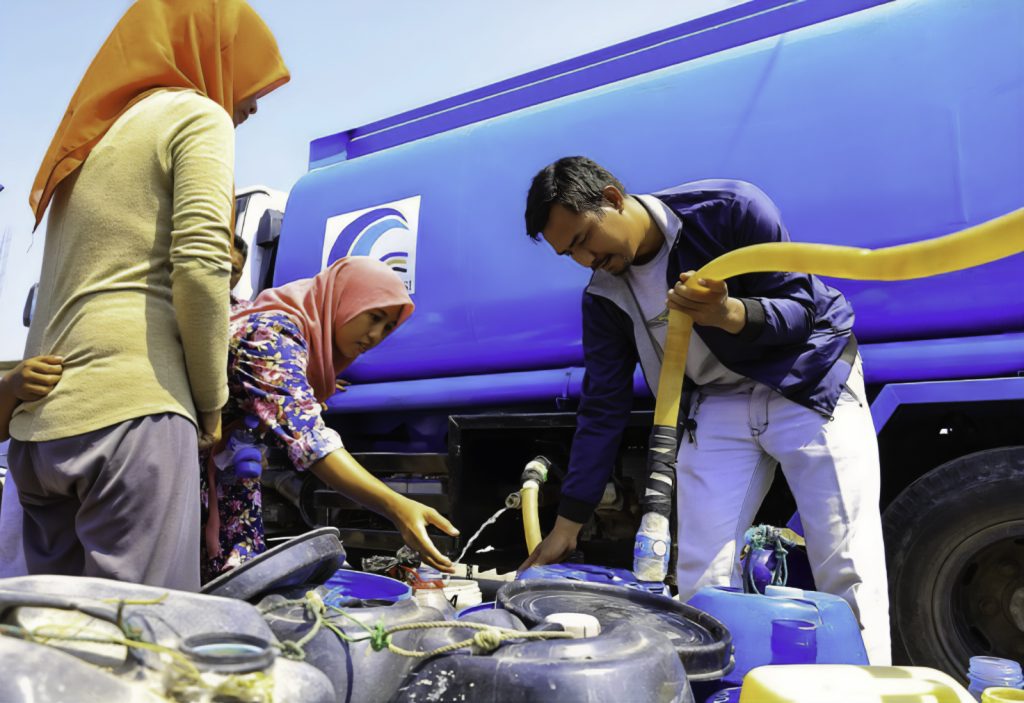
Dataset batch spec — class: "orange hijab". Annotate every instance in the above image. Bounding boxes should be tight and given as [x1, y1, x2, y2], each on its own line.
[238, 257, 415, 403]
[30, 0, 289, 228]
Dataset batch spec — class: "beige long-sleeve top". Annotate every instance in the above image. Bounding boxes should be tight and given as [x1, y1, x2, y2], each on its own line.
[11, 89, 234, 441]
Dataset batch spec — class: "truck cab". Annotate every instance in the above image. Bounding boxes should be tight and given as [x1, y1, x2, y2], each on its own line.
[232, 185, 287, 302]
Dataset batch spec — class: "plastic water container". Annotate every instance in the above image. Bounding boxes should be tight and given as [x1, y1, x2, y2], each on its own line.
[322, 568, 412, 605]
[517, 562, 669, 596]
[743, 546, 816, 593]
[501, 580, 733, 682]
[968, 657, 1024, 701]
[201, 528, 345, 602]
[770, 619, 817, 665]
[261, 591, 446, 703]
[442, 579, 482, 610]
[392, 606, 694, 703]
[455, 600, 497, 619]
[983, 689, 1024, 702]
[739, 665, 976, 702]
[634, 512, 672, 581]
[410, 585, 454, 616]
[706, 688, 742, 703]
[412, 578, 482, 611]
[213, 415, 263, 480]
[415, 564, 444, 582]
[686, 584, 866, 685]
[0, 575, 334, 703]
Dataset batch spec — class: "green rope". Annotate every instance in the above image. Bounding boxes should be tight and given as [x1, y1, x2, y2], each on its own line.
[270, 591, 576, 661]
[4, 589, 579, 699]
[742, 525, 802, 593]
[99, 594, 170, 606]
[370, 621, 390, 652]
[0, 596, 274, 703]
[383, 622, 573, 659]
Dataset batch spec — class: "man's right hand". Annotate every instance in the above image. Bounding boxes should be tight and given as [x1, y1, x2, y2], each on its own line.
[198, 409, 222, 452]
[517, 515, 582, 574]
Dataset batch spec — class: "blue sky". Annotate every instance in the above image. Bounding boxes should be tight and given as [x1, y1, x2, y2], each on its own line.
[0, 0, 744, 360]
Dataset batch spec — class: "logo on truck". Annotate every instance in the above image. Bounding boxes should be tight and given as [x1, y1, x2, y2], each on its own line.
[322, 195, 421, 293]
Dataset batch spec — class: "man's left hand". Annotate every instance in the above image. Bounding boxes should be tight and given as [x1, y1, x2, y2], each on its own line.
[667, 271, 746, 334]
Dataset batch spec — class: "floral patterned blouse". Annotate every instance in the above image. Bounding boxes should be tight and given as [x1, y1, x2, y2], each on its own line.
[201, 311, 343, 582]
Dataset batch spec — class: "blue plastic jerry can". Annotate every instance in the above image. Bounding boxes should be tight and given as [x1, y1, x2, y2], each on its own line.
[687, 584, 868, 686]
[517, 562, 669, 596]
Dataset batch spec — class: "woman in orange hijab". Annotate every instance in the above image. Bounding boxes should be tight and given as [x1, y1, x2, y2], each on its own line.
[7, 0, 288, 591]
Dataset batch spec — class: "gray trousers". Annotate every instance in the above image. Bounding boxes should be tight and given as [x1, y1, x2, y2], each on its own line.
[8, 413, 200, 591]
[0, 473, 27, 577]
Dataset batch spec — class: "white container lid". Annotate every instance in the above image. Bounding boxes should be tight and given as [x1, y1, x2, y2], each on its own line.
[544, 612, 602, 638]
[764, 585, 805, 598]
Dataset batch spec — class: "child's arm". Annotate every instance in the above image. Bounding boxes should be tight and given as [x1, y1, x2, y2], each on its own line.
[0, 355, 63, 441]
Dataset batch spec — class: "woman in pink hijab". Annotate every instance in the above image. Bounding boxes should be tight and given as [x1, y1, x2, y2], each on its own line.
[202, 256, 458, 581]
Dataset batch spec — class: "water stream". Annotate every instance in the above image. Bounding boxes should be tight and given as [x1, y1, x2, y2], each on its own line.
[453, 506, 509, 566]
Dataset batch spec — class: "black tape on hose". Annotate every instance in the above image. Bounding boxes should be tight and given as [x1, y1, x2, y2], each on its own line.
[641, 424, 677, 518]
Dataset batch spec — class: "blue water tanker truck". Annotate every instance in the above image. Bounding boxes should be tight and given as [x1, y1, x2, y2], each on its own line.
[232, 0, 1024, 676]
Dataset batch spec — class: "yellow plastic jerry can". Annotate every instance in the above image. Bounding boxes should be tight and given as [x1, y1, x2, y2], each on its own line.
[739, 664, 975, 702]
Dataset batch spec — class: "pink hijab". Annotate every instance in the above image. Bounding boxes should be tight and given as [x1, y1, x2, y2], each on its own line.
[238, 257, 413, 402]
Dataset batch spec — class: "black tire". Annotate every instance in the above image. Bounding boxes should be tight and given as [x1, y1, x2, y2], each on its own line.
[884, 446, 1024, 677]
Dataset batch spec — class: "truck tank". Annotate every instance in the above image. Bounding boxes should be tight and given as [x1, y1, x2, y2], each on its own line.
[273, 0, 1024, 388]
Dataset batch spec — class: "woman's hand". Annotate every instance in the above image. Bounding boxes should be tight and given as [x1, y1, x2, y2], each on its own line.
[387, 496, 460, 573]
[310, 448, 461, 572]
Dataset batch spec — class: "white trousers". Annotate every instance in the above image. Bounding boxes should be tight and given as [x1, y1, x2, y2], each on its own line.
[674, 358, 891, 664]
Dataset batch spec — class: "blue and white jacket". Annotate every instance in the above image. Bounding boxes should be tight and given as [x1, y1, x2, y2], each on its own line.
[559, 180, 858, 523]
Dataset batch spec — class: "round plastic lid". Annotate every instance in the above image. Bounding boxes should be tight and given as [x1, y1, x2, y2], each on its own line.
[180, 633, 275, 673]
[499, 580, 733, 680]
[323, 568, 412, 605]
[764, 585, 805, 598]
[201, 527, 345, 602]
[455, 601, 497, 620]
[969, 656, 1024, 683]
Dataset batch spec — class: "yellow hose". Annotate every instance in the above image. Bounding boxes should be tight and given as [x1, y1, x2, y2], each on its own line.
[654, 207, 1024, 427]
[521, 483, 542, 553]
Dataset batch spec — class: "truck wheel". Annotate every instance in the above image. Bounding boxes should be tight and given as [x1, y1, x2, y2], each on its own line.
[883, 446, 1024, 675]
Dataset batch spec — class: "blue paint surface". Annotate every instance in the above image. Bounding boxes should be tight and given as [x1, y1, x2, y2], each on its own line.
[276, 0, 1024, 405]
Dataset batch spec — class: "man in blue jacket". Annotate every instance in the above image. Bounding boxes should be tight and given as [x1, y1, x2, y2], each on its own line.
[519, 156, 890, 664]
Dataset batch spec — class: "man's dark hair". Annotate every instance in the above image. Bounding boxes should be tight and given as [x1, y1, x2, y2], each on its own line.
[232, 233, 249, 259]
[524, 156, 626, 240]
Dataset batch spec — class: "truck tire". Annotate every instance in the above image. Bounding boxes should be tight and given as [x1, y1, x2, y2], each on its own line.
[883, 446, 1024, 675]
